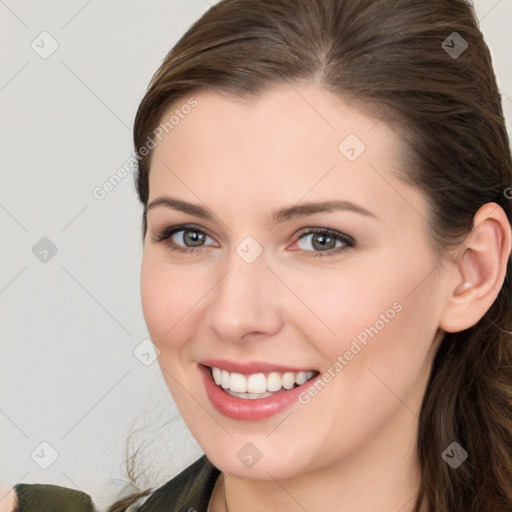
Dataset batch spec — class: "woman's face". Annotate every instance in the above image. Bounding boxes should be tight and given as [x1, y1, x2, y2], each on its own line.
[140, 84, 450, 480]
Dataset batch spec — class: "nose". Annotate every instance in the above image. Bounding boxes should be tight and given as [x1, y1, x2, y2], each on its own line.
[206, 248, 283, 344]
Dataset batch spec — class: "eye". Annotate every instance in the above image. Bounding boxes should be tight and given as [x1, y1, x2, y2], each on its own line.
[290, 228, 355, 257]
[152, 224, 217, 254]
[152, 224, 355, 258]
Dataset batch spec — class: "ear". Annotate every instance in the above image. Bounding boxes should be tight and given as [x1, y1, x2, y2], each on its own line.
[440, 202, 511, 333]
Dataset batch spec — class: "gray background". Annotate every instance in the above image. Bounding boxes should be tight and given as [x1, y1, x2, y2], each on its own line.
[0, 0, 511, 509]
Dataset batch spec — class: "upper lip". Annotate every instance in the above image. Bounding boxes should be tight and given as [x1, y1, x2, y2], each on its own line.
[200, 359, 318, 375]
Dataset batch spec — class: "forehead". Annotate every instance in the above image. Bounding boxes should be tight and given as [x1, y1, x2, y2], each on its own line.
[147, 84, 425, 225]
[152, 84, 398, 161]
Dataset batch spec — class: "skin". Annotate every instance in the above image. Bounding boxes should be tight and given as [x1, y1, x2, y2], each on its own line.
[140, 83, 511, 512]
[0, 489, 16, 512]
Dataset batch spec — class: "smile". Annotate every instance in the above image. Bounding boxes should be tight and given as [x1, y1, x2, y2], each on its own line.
[199, 361, 320, 420]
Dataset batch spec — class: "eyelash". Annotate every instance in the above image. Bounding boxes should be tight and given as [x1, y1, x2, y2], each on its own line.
[151, 224, 356, 258]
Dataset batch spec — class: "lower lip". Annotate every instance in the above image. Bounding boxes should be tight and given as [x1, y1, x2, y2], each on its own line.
[199, 364, 318, 421]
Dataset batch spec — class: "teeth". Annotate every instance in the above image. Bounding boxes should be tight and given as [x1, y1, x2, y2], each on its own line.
[221, 369, 230, 389]
[210, 367, 315, 395]
[212, 367, 222, 386]
[267, 372, 282, 392]
[295, 371, 307, 385]
[282, 372, 295, 390]
[247, 373, 267, 394]
[230, 372, 247, 393]
[226, 390, 273, 399]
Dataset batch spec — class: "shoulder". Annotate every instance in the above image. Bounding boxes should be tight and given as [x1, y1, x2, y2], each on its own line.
[138, 455, 221, 512]
[12, 483, 99, 512]
[8, 456, 220, 512]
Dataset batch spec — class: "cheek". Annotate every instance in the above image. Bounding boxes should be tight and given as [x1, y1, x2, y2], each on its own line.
[140, 254, 199, 348]
[296, 251, 439, 368]
[288, 262, 439, 456]
[140, 255, 203, 403]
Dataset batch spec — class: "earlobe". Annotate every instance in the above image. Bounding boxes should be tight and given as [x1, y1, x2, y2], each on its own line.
[440, 203, 512, 334]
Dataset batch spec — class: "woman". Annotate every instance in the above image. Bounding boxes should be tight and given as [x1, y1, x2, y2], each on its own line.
[8, 0, 512, 510]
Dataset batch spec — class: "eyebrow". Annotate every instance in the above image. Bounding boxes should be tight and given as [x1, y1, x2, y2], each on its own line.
[146, 196, 378, 224]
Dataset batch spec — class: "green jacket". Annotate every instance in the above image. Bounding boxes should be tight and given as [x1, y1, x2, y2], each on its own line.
[14, 455, 220, 512]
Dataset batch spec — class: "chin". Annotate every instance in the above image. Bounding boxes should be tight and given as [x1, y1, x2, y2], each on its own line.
[202, 438, 313, 481]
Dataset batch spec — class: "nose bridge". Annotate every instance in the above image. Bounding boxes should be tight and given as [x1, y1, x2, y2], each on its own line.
[207, 242, 281, 341]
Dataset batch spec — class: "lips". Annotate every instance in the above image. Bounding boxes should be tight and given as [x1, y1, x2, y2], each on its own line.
[200, 358, 316, 374]
[199, 359, 320, 421]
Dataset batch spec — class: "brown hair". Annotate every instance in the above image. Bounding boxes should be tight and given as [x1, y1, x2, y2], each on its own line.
[108, 0, 512, 510]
